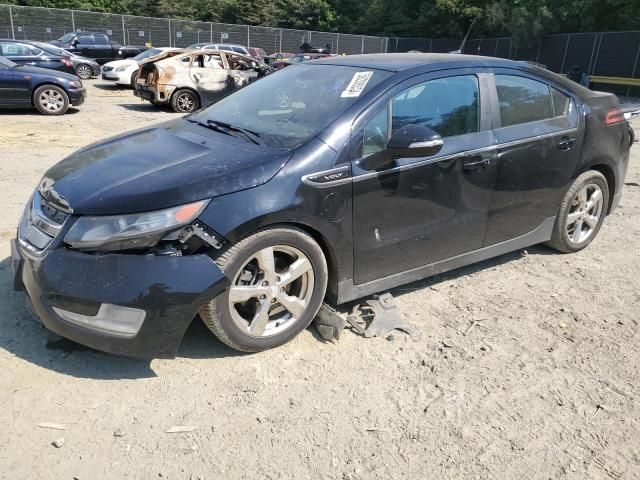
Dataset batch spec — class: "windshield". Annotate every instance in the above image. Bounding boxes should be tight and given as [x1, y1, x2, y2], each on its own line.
[0, 56, 17, 68]
[191, 64, 392, 149]
[58, 33, 76, 44]
[133, 48, 164, 61]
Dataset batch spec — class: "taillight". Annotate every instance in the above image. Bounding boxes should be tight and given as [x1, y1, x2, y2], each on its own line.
[605, 108, 625, 125]
[61, 57, 73, 68]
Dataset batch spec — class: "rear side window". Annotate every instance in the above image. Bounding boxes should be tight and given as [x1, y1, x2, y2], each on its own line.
[232, 47, 247, 54]
[551, 87, 570, 117]
[495, 75, 555, 127]
[94, 34, 109, 45]
[1, 42, 33, 56]
[78, 34, 94, 46]
[391, 75, 480, 138]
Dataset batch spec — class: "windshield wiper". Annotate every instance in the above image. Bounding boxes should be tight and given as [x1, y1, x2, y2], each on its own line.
[205, 119, 263, 145]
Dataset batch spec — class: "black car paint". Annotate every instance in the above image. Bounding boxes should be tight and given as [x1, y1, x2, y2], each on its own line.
[0, 39, 75, 74]
[50, 32, 147, 64]
[0, 60, 86, 109]
[13, 54, 631, 358]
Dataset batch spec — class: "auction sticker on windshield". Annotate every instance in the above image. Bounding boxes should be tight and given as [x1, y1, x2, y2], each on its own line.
[341, 71, 373, 98]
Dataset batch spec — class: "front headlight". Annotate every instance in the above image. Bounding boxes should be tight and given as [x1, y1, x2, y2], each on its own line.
[64, 200, 209, 251]
[69, 80, 82, 88]
[115, 65, 128, 72]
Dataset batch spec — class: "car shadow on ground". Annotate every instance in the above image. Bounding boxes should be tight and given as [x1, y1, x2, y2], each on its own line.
[0, 256, 244, 380]
[0, 107, 80, 116]
[92, 83, 129, 91]
[119, 103, 168, 113]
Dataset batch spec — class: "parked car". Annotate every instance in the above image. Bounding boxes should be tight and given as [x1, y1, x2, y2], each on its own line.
[0, 56, 85, 115]
[12, 53, 632, 358]
[50, 31, 147, 64]
[134, 49, 272, 112]
[264, 52, 294, 66]
[0, 39, 75, 75]
[273, 52, 330, 69]
[187, 43, 250, 56]
[101, 47, 180, 87]
[31, 41, 100, 79]
[248, 47, 268, 60]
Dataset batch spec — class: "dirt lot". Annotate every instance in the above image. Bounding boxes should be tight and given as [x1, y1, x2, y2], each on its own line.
[0, 80, 639, 480]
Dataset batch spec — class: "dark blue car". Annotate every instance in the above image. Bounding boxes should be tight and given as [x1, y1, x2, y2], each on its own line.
[0, 55, 86, 115]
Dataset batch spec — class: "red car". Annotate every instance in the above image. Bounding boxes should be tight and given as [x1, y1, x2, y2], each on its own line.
[273, 52, 330, 69]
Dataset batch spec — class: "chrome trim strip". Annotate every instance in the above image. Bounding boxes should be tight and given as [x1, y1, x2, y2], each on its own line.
[409, 139, 443, 149]
[30, 195, 63, 236]
[302, 166, 352, 188]
[352, 128, 578, 183]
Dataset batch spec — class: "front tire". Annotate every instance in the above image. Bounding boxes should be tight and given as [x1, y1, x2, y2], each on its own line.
[200, 226, 328, 352]
[170, 89, 200, 113]
[546, 170, 609, 253]
[75, 64, 92, 79]
[33, 85, 69, 116]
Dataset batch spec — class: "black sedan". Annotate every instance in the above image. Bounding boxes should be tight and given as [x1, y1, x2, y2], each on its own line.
[0, 56, 86, 114]
[33, 41, 100, 79]
[0, 38, 75, 75]
[12, 53, 632, 357]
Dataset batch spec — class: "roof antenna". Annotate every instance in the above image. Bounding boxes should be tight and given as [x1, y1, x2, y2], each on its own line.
[450, 15, 478, 54]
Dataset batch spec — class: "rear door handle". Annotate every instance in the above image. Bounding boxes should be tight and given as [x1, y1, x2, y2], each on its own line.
[557, 137, 576, 150]
[463, 159, 490, 170]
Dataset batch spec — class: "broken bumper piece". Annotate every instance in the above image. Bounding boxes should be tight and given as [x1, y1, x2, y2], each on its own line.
[13, 239, 229, 358]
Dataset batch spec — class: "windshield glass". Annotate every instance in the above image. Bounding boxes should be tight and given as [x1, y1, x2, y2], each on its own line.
[289, 55, 308, 64]
[58, 33, 76, 44]
[133, 48, 164, 61]
[0, 56, 17, 68]
[192, 64, 392, 149]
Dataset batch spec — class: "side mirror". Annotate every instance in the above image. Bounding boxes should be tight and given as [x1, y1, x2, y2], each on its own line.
[387, 124, 443, 156]
[71, 38, 79, 47]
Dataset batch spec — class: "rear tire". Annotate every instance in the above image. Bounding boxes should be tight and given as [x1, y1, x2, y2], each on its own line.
[130, 70, 139, 88]
[170, 89, 200, 113]
[200, 226, 328, 352]
[546, 170, 609, 253]
[33, 85, 69, 116]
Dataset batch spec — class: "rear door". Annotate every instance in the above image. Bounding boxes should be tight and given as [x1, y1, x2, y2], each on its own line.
[92, 33, 112, 63]
[351, 70, 497, 284]
[75, 33, 96, 59]
[0, 64, 18, 106]
[483, 71, 583, 245]
[189, 53, 231, 105]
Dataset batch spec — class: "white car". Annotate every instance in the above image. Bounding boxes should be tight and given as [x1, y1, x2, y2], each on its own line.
[101, 47, 179, 86]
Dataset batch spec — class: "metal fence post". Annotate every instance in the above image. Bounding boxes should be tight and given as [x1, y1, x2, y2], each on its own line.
[9, 5, 14, 39]
[210, 22, 213, 43]
[71, 9, 75, 32]
[560, 34, 571, 74]
[168, 19, 172, 47]
[121, 15, 126, 45]
[361, 36, 364, 53]
[336, 33, 340, 54]
[628, 38, 640, 96]
[247, 25, 250, 47]
[279, 28, 282, 52]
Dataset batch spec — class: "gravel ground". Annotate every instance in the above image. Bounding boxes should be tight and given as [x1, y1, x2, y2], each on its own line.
[0, 80, 639, 480]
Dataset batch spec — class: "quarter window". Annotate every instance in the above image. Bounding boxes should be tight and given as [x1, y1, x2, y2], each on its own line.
[391, 75, 480, 138]
[495, 75, 562, 127]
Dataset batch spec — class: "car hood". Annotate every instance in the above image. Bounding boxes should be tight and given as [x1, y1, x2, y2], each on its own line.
[103, 59, 136, 69]
[42, 120, 293, 215]
[13, 65, 78, 81]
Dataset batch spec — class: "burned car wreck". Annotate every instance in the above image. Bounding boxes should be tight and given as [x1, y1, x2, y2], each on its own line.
[134, 49, 272, 112]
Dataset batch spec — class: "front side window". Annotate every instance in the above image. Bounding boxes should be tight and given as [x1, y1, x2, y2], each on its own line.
[391, 75, 480, 138]
[495, 75, 556, 127]
[77, 34, 94, 46]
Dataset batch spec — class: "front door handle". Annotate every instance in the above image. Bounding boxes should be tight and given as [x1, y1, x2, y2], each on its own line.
[462, 158, 490, 171]
[557, 137, 576, 150]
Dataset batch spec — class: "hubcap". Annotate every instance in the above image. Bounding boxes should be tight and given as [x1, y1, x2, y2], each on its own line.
[177, 93, 194, 112]
[77, 65, 91, 78]
[566, 183, 604, 244]
[228, 245, 314, 338]
[39, 89, 64, 112]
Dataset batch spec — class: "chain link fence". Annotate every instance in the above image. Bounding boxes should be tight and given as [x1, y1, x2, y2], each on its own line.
[391, 32, 640, 96]
[0, 3, 389, 55]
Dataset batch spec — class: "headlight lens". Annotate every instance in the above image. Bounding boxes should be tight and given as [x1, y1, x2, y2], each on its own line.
[115, 65, 128, 72]
[69, 80, 82, 88]
[64, 199, 209, 251]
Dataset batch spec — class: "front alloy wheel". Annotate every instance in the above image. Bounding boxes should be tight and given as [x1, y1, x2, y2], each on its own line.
[200, 227, 328, 352]
[33, 85, 69, 116]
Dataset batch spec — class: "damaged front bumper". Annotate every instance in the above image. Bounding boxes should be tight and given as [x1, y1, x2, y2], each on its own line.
[12, 238, 229, 358]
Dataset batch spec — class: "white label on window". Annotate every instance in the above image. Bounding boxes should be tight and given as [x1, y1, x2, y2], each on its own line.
[341, 71, 373, 98]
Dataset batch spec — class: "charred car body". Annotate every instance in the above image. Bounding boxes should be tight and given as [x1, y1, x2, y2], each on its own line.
[12, 54, 632, 358]
[134, 49, 272, 113]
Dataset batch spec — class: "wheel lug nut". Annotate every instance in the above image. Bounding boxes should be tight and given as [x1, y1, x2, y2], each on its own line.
[262, 281, 268, 286]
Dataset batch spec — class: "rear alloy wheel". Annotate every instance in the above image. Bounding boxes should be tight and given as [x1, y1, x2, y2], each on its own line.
[200, 227, 328, 352]
[75, 64, 92, 79]
[170, 89, 200, 113]
[33, 85, 69, 116]
[546, 170, 609, 253]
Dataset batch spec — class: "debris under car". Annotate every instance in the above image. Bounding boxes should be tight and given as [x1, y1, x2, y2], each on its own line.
[134, 48, 273, 112]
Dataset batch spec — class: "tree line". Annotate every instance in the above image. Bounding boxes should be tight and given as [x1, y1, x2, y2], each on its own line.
[7, 0, 640, 47]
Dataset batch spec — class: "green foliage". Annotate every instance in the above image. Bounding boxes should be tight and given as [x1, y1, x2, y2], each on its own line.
[4, 0, 640, 41]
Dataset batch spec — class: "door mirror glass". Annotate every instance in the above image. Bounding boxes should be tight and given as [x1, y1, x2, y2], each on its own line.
[71, 38, 80, 47]
[387, 124, 443, 155]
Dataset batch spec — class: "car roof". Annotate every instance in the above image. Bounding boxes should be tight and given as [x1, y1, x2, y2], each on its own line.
[311, 52, 519, 72]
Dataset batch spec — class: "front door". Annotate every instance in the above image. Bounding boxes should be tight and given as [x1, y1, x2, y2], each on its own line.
[483, 71, 583, 245]
[0, 66, 17, 106]
[351, 72, 497, 285]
